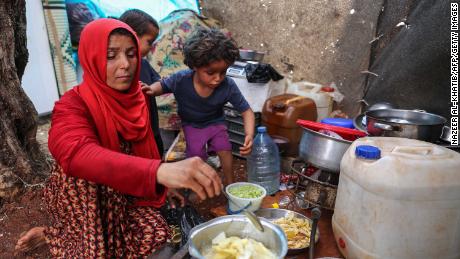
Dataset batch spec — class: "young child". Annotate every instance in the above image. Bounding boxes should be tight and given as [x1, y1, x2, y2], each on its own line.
[119, 9, 164, 157]
[142, 28, 255, 185]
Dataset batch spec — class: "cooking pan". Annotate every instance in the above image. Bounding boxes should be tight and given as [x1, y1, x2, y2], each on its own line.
[365, 109, 446, 142]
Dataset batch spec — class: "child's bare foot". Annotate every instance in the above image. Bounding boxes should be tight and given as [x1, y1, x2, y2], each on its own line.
[15, 226, 46, 253]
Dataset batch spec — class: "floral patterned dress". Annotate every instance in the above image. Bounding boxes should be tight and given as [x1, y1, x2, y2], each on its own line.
[43, 138, 171, 258]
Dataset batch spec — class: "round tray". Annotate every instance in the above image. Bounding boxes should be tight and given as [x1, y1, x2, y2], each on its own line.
[255, 208, 319, 255]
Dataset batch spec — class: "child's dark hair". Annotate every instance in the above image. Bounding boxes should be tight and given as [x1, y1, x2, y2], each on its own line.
[119, 9, 159, 36]
[183, 28, 239, 69]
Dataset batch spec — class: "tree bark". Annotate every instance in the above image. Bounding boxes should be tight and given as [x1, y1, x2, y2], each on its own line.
[0, 0, 49, 199]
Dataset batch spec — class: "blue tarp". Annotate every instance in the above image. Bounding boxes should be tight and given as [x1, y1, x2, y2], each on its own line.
[93, 0, 200, 20]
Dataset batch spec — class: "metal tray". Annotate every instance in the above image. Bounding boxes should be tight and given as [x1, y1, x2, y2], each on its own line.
[255, 208, 319, 254]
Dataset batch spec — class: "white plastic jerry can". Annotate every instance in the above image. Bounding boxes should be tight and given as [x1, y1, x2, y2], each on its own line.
[288, 81, 333, 121]
[332, 137, 460, 259]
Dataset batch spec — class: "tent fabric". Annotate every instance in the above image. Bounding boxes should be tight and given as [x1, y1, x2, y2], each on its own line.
[42, 0, 78, 95]
[147, 9, 229, 130]
[95, 0, 200, 21]
[65, 0, 106, 47]
[364, 0, 449, 121]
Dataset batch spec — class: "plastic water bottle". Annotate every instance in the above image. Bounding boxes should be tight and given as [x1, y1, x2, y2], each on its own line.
[247, 126, 280, 195]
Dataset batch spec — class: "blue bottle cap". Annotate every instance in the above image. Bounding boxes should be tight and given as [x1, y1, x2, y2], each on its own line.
[355, 145, 381, 159]
[321, 118, 355, 129]
[257, 126, 267, 133]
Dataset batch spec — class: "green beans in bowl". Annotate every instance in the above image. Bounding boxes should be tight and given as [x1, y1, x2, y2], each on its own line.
[225, 182, 266, 213]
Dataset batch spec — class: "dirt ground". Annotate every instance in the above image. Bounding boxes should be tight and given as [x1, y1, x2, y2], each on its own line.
[0, 120, 249, 258]
[0, 120, 52, 258]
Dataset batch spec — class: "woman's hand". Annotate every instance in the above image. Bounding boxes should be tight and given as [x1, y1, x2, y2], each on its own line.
[167, 188, 185, 208]
[239, 134, 253, 156]
[156, 157, 222, 200]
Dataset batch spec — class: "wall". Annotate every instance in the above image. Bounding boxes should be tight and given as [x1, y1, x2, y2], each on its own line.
[201, 0, 384, 115]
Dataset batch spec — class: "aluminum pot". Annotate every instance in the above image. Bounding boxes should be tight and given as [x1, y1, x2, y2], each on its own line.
[188, 215, 288, 258]
[299, 126, 352, 173]
[365, 109, 446, 142]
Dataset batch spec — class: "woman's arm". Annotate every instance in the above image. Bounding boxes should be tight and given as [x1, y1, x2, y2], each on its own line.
[48, 91, 164, 200]
[240, 108, 255, 156]
[49, 90, 222, 200]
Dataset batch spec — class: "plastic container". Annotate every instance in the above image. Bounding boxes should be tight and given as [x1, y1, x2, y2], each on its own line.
[320, 118, 354, 129]
[289, 82, 333, 121]
[226, 182, 267, 213]
[224, 105, 262, 159]
[332, 137, 460, 259]
[262, 94, 317, 156]
[247, 126, 280, 195]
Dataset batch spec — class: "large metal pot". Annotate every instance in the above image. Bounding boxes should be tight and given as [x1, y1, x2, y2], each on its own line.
[299, 127, 352, 173]
[188, 215, 288, 258]
[365, 109, 446, 142]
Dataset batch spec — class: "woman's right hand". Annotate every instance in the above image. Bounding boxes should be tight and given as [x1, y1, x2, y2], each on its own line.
[156, 157, 222, 200]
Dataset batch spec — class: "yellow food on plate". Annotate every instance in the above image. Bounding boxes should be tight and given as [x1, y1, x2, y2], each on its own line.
[272, 211, 314, 249]
[203, 232, 276, 259]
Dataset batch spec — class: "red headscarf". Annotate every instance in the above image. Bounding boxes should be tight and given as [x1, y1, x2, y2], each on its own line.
[76, 18, 160, 159]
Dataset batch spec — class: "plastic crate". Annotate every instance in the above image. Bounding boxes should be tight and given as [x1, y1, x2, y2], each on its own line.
[223, 105, 261, 125]
[230, 140, 245, 159]
[225, 110, 261, 135]
[228, 131, 245, 144]
[224, 104, 261, 159]
[227, 119, 246, 134]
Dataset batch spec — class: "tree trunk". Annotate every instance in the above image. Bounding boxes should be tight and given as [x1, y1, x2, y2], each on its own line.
[0, 0, 49, 200]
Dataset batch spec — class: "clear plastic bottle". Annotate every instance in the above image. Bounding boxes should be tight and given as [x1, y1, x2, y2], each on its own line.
[247, 126, 280, 195]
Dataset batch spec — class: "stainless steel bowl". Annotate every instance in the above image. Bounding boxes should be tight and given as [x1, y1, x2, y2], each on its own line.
[255, 208, 319, 254]
[299, 126, 352, 173]
[188, 215, 288, 258]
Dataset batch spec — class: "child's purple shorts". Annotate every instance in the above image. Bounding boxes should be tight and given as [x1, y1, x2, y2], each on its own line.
[182, 124, 232, 160]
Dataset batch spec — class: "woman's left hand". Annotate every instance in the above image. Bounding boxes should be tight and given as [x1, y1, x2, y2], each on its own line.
[239, 135, 253, 156]
[167, 188, 185, 208]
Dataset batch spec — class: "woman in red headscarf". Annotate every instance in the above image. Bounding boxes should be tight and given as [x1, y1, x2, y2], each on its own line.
[15, 18, 222, 258]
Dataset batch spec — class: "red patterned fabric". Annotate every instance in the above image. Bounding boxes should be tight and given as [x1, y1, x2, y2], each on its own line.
[44, 164, 170, 258]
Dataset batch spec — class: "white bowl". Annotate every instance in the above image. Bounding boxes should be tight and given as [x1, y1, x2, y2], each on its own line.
[225, 182, 266, 213]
